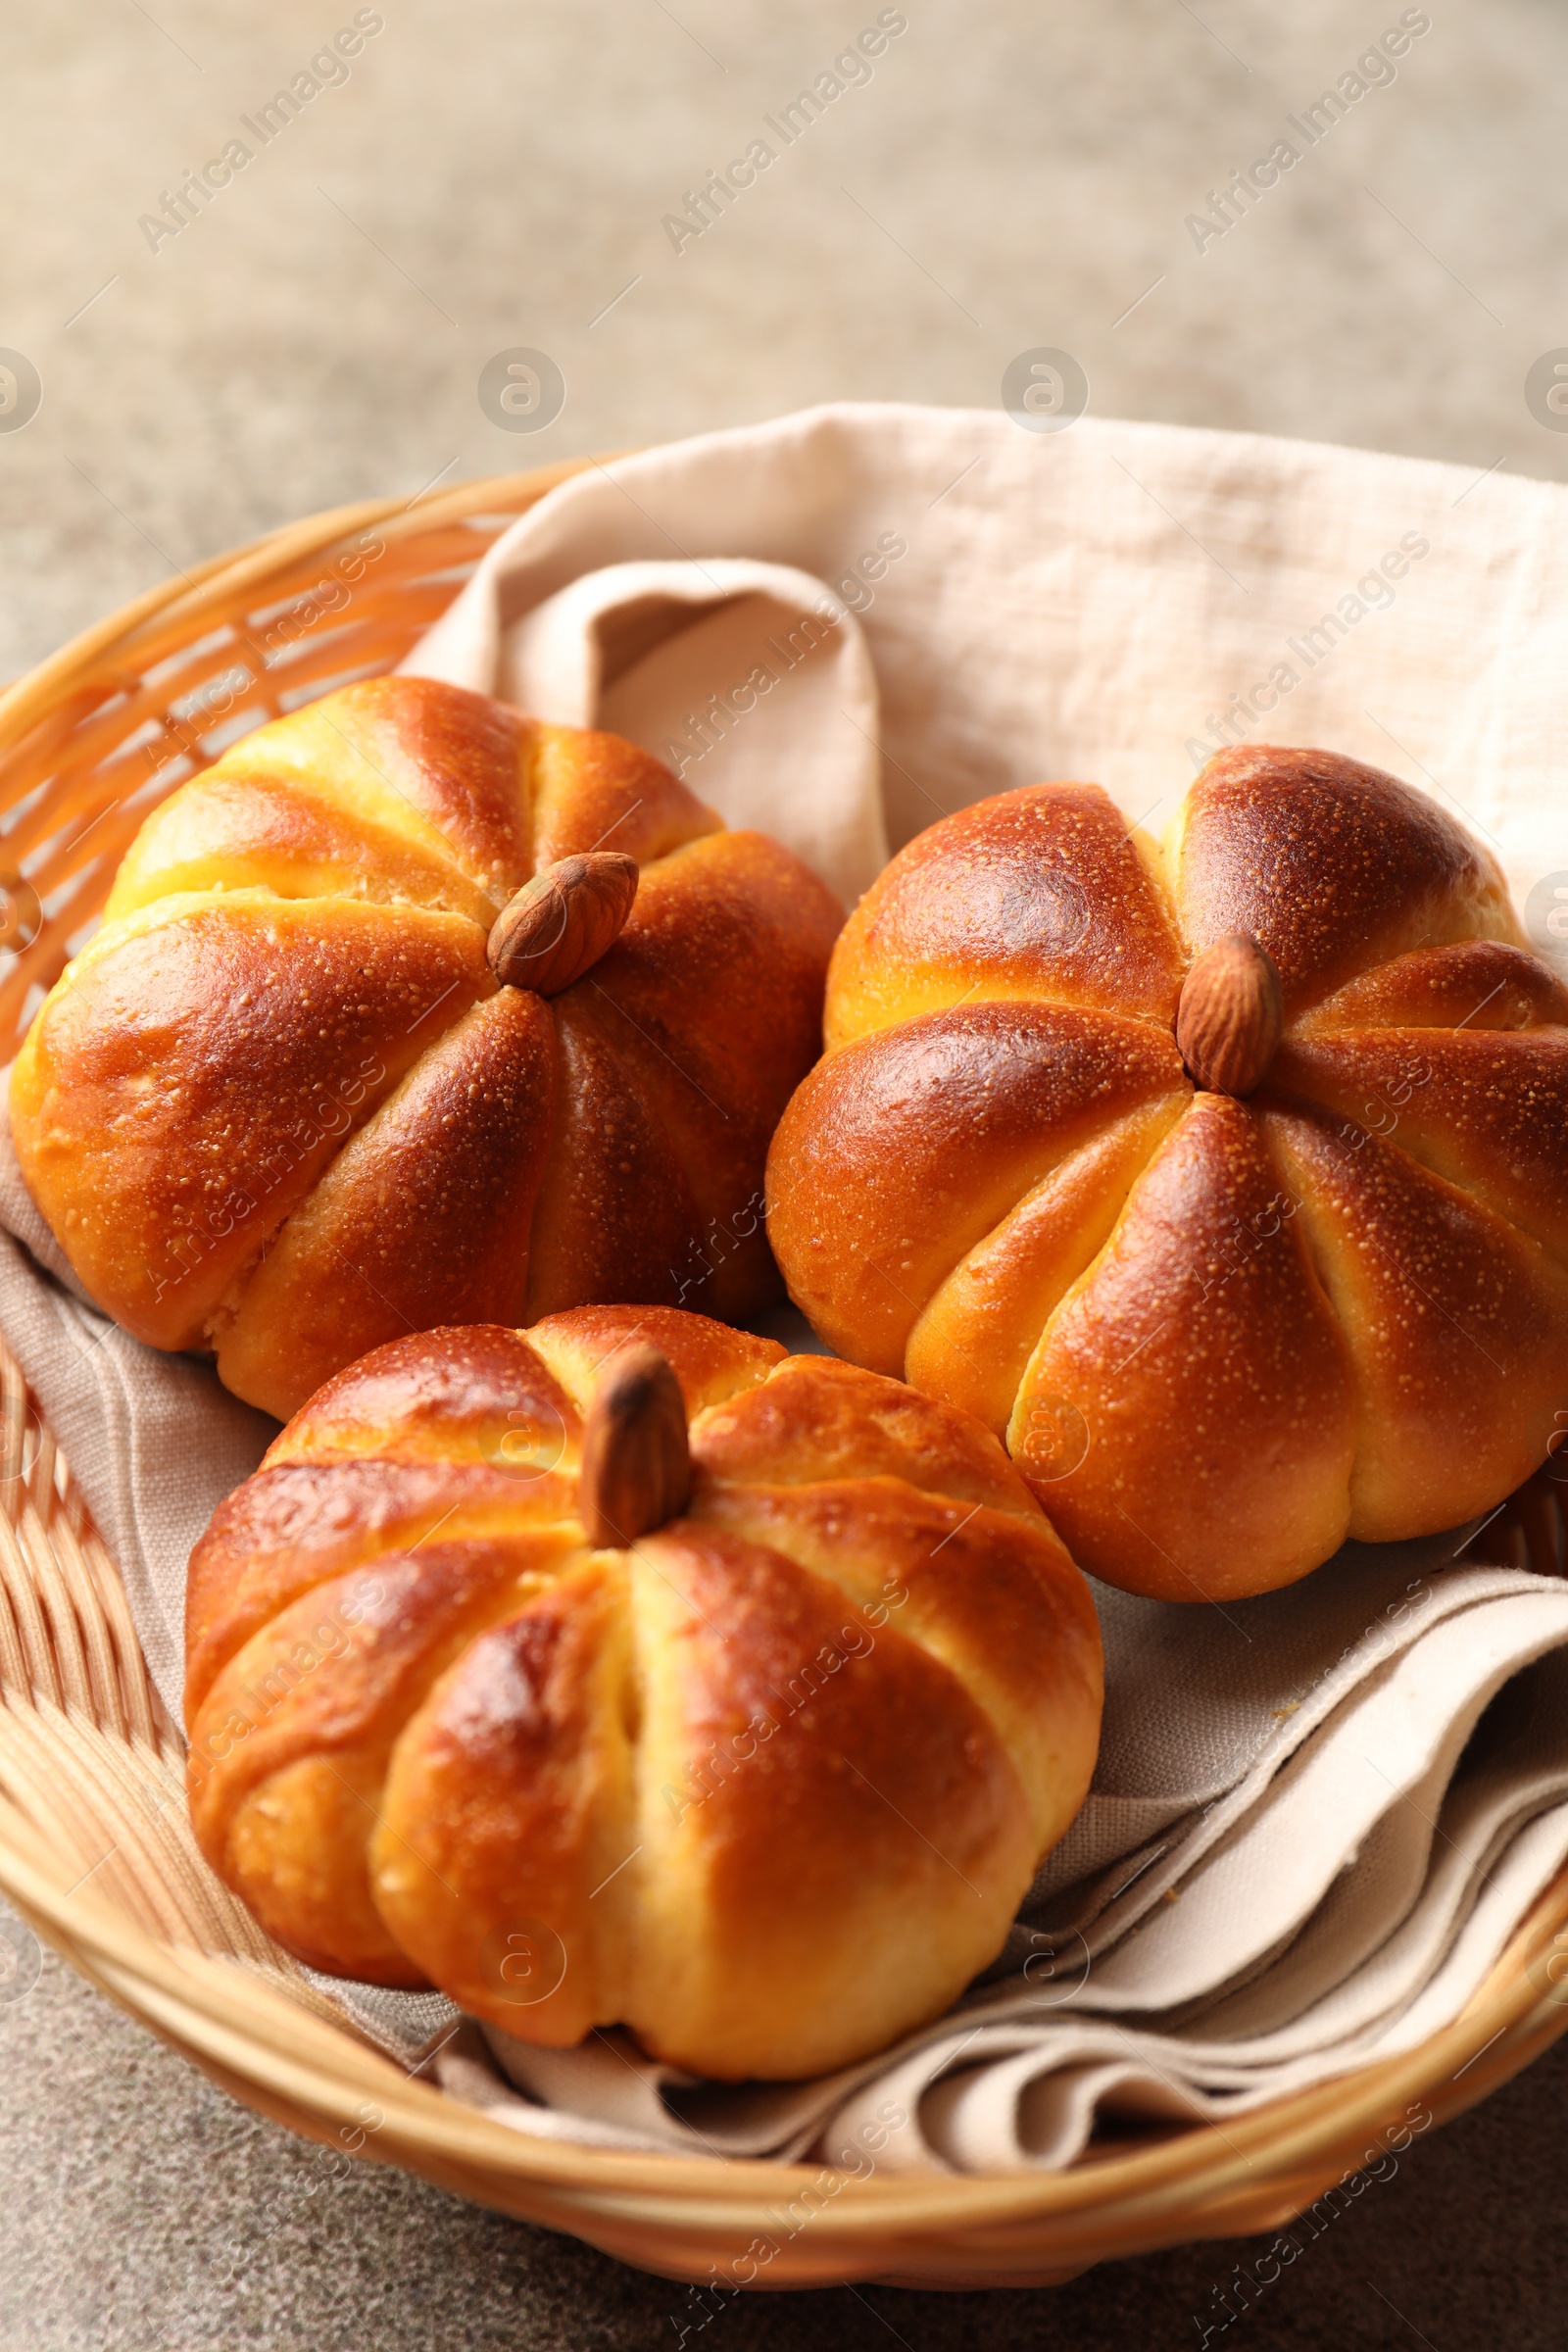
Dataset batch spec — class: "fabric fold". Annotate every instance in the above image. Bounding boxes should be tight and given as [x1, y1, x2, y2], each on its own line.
[5, 398, 1568, 2170]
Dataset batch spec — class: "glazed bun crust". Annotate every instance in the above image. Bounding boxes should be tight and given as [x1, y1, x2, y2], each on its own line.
[768, 746, 1568, 1601]
[1171, 746, 1517, 1011]
[11, 679, 843, 1419]
[185, 1308, 1102, 2081]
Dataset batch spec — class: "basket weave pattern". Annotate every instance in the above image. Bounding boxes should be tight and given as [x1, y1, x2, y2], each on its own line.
[1, 463, 1566, 2288]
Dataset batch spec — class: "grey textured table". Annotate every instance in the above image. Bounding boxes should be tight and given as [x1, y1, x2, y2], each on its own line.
[4, 1, 1568, 2343]
[2, 1935, 1565, 2348]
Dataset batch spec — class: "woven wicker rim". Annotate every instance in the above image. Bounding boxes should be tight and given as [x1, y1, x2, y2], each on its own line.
[1, 455, 1565, 2288]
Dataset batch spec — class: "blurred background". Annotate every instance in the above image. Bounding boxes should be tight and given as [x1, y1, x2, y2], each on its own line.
[3, 0, 1565, 683]
[6, 3, 1568, 2346]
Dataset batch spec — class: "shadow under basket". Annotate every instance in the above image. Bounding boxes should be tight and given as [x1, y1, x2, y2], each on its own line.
[1, 461, 1567, 2291]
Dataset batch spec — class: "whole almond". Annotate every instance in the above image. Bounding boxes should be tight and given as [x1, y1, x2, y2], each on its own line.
[578, 1343, 692, 1547]
[1175, 932, 1284, 1096]
[487, 852, 639, 996]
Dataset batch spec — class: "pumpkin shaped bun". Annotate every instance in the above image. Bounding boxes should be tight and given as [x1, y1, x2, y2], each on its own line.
[767, 747, 1568, 1603]
[183, 1306, 1102, 2081]
[10, 678, 843, 1418]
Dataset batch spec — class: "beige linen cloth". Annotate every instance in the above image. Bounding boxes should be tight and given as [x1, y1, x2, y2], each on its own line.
[5, 401, 1568, 2173]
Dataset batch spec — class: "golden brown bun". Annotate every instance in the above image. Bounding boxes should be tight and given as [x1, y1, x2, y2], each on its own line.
[184, 1307, 1102, 2080]
[768, 746, 1568, 1601]
[11, 679, 843, 1418]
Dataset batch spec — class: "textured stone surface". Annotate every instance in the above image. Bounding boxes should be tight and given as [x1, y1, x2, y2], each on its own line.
[1, 1918, 1566, 2349]
[5, 0, 1568, 2342]
[3, 0, 1568, 678]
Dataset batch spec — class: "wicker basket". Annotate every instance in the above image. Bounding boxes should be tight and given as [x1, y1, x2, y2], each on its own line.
[1, 460, 1566, 2292]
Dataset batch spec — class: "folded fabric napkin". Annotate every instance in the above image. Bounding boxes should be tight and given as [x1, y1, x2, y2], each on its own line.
[5, 400, 1568, 2173]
